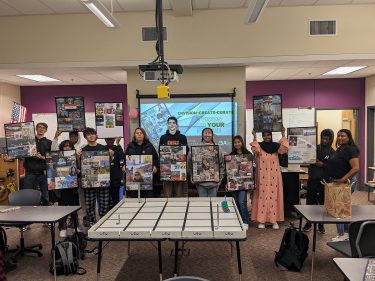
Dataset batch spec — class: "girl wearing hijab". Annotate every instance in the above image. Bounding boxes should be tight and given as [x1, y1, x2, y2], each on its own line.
[250, 127, 288, 229]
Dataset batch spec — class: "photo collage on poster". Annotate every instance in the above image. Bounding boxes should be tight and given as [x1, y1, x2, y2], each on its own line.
[46, 150, 78, 190]
[159, 146, 187, 181]
[225, 154, 255, 191]
[191, 145, 220, 183]
[4, 122, 36, 158]
[125, 155, 153, 191]
[55, 97, 86, 132]
[95, 102, 124, 138]
[287, 127, 317, 164]
[81, 151, 110, 188]
[253, 95, 282, 132]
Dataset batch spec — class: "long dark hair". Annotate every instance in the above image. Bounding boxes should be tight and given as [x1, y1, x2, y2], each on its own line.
[336, 129, 359, 151]
[132, 127, 150, 143]
[201, 128, 215, 144]
[231, 135, 251, 155]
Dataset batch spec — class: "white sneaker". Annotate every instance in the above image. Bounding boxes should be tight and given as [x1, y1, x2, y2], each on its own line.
[59, 229, 67, 238]
[258, 223, 265, 229]
[273, 223, 279, 230]
[331, 233, 349, 242]
[243, 223, 249, 230]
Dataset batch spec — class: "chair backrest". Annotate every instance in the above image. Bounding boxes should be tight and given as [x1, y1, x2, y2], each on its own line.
[349, 220, 375, 258]
[164, 277, 209, 281]
[8, 189, 41, 206]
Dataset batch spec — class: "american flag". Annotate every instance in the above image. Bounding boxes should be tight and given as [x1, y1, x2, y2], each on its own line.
[10, 102, 27, 123]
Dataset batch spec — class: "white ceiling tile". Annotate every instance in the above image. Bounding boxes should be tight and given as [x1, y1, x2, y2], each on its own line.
[192, 0, 209, 9]
[2, 0, 54, 15]
[315, 0, 353, 5]
[116, 0, 155, 11]
[280, 0, 317, 6]
[39, 0, 87, 14]
[0, 1, 20, 16]
[209, 0, 247, 9]
[311, 60, 351, 67]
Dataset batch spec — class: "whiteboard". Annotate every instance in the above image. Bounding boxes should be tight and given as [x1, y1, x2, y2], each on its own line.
[32, 112, 125, 149]
[245, 108, 315, 150]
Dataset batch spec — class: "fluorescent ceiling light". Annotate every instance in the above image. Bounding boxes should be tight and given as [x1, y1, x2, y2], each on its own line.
[323, 66, 367, 75]
[17, 75, 60, 82]
[81, 0, 120, 28]
[245, 0, 269, 24]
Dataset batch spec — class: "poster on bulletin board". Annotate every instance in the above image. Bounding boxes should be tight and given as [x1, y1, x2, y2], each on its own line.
[94, 102, 124, 138]
[55, 97, 86, 132]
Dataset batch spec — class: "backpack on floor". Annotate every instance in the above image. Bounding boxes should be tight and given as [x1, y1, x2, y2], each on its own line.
[49, 241, 86, 276]
[274, 223, 309, 272]
[64, 232, 87, 260]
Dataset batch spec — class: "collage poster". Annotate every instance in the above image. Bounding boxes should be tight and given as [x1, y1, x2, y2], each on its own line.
[159, 146, 187, 181]
[225, 154, 255, 191]
[125, 155, 153, 191]
[191, 145, 220, 183]
[287, 127, 317, 164]
[253, 95, 282, 132]
[95, 102, 124, 138]
[4, 122, 36, 158]
[46, 150, 78, 190]
[55, 97, 86, 132]
[81, 151, 110, 188]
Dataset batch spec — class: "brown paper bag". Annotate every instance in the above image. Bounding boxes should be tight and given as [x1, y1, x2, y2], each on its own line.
[324, 181, 351, 218]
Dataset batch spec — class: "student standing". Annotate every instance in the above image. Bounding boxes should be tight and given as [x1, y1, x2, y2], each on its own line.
[23, 122, 52, 206]
[250, 128, 288, 229]
[159, 117, 188, 197]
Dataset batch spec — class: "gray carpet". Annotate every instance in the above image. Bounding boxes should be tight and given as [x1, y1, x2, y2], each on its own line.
[5, 191, 372, 281]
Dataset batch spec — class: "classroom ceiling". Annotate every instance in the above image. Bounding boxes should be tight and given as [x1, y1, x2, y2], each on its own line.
[1, 0, 375, 85]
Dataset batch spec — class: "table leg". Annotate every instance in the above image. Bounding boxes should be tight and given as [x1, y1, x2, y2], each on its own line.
[299, 215, 303, 231]
[158, 241, 163, 281]
[97, 241, 103, 281]
[72, 212, 80, 259]
[50, 222, 56, 281]
[174, 241, 179, 277]
[236, 241, 243, 281]
[310, 223, 317, 281]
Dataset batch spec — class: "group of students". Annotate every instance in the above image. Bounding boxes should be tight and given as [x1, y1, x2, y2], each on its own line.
[21, 118, 360, 239]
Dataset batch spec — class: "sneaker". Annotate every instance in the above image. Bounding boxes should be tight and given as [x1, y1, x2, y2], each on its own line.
[318, 224, 326, 234]
[302, 222, 312, 232]
[331, 233, 349, 242]
[243, 223, 249, 230]
[272, 223, 279, 230]
[59, 229, 67, 238]
[258, 223, 265, 229]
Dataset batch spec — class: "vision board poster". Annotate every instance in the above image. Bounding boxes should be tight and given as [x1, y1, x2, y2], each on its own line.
[46, 150, 78, 190]
[287, 127, 317, 164]
[253, 95, 282, 132]
[159, 146, 187, 181]
[81, 151, 110, 188]
[55, 97, 86, 132]
[95, 102, 124, 138]
[225, 154, 255, 191]
[125, 155, 153, 191]
[191, 145, 220, 183]
[4, 122, 36, 158]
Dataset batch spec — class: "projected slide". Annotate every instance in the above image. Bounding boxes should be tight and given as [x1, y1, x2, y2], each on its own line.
[140, 99, 236, 152]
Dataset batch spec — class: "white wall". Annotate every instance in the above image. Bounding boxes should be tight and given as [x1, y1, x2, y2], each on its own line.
[0, 82, 21, 136]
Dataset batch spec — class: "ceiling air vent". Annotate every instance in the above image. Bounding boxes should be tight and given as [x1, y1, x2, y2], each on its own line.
[141, 27, 167, 42]
[309, 20, 336, 36]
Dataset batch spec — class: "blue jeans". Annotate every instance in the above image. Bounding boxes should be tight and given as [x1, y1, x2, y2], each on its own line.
[196, 183, 219, 197]
[232, 190, 249, 224]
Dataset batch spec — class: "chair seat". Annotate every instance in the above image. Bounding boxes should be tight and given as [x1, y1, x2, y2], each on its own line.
[327, 241, 352, 257]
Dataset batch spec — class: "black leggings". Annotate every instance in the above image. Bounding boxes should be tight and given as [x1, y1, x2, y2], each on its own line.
[306, 178, 324, 206]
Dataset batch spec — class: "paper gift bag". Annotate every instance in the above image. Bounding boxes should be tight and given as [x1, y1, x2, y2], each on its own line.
[324, 182, 351, 218]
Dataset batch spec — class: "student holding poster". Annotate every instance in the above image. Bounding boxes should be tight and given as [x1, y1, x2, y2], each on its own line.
[159, 117, 188, 197]
[250, 127, 288, 230]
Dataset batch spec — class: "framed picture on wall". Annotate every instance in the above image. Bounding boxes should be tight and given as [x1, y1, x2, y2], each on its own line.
[191, 145, 220, 183]
[81, 151, 110, 188]
[55, 96, 86, 132]
[125, 155, 153, 191]
[159, 145, 187, 181]
[4, 121, 36, 158]
[94, 102, 124, 138]
[46, 150, 78, 190]
[253, 95, 282, 132]
[287, 126, 317, 164]
[225, 154, 255, 191]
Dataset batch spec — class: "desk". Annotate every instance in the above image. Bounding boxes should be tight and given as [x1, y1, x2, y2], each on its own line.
[281, 168, 306, 217]
[88, 197, 247, 281]
[333, 258, 368, 281]
[0, 205, 81, 281]
[294, 205, 375, 281]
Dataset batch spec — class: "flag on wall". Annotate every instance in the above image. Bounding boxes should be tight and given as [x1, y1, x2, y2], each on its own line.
[10, 102, 27, 123]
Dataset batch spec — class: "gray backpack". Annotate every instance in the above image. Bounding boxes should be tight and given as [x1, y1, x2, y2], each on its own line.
[49, 241, 86, 275]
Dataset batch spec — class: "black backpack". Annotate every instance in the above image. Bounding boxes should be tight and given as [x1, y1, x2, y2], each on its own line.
[49, 241, 86, 276]
[274, 224, 309, 272]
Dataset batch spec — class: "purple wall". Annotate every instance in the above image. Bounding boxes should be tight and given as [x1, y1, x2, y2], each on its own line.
[246, 78, 366, 183]
[21, 84, 128, 144]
